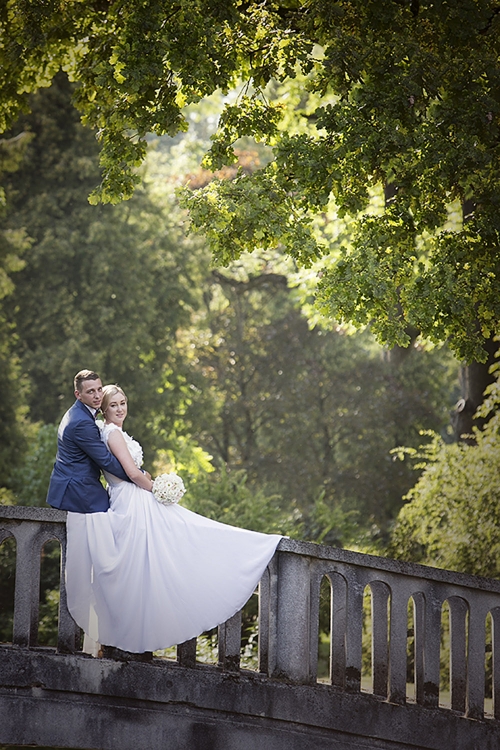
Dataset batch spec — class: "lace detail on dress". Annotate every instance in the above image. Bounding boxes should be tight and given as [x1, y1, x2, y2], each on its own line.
[101, 423, 144, 468]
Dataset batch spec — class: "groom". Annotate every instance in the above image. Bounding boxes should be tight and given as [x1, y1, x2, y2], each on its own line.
[46, 369, 131, 513]
[47, 370, 152, 662]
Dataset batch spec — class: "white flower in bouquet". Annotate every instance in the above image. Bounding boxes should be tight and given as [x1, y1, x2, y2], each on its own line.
[152, 473, 186, 505]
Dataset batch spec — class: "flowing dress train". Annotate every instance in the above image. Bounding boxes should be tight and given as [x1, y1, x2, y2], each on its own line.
[65, 423, 282, 653]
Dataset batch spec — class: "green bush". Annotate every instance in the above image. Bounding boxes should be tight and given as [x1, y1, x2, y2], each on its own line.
[389, 361, 500, 578]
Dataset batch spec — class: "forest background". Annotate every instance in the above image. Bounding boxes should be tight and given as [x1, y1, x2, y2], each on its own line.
[0, 75, 459, 539]
[1, 0, 500, 662]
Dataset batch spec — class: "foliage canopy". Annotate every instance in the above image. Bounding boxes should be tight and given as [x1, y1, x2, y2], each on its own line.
[2, 1, 500, 360]
[0, 77, 457, 539]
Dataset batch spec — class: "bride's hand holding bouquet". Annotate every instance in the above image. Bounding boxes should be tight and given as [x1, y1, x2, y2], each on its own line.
[152, 473, 186, 505]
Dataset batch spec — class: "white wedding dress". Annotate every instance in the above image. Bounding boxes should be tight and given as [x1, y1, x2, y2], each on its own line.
[65, 423, 282, 654]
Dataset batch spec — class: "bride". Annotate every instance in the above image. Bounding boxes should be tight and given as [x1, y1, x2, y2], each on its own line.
[65, 384, 282, 657]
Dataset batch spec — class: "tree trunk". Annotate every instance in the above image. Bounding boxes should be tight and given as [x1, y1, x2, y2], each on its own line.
[452, 336, 499, 443]
[451, 199, 498, 442]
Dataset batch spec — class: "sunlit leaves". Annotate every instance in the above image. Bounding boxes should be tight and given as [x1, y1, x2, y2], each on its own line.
[203, 95, 284, 170]
[180, 1, 500, 361]
[0, 0, 308, 201]
[316, 209, 500, 361]
[2, 0, 500, 358]
[389, 358, 500, 577]
[180, 165, 322, 267]
[317, 211, 418, 347]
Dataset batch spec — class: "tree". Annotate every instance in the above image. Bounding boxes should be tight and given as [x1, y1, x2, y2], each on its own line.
[1, 0, 499, 364]
[9, 424, 57, 506]
[181, 258, 457, 533]
[1, 74, 208, 462]
[0, 131, 33, 491]
[388, 355, 500, 577]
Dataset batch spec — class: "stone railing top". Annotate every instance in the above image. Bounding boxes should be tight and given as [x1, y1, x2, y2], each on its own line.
[0, 505, 67, 523]
[2, 504, 500, 594]
[278, 537, 500, 593]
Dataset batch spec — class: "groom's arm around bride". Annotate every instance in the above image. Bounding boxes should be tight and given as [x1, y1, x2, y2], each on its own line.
[46, 369, 130, 514]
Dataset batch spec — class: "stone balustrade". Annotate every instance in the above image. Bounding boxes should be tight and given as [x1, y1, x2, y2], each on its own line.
[2, 505, 500, 725]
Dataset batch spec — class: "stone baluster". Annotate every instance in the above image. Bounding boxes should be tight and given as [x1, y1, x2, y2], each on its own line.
[272, 551, 313, 683]
[491, 606, 500, 720]
[265, 553, 280, 678]
[329, 571, 347, 689]
[56, 527, 81, 654]
[421, 586, 442, 708]
[218, 610, 242, 672]
[466, 602, 488, 719]
[177, 638, 197, 668]
[448, 596, 468, 714]
[305, 567, 323, 684]
[370, 580, 390, 698]
[12, 522, 44, 647]
[388, 586, 410, 705]
[258, 565, 272, 674]
[344, 572, 364, 693]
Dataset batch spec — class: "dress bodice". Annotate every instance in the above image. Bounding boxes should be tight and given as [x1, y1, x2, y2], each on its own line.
[99, 422, 143, 485]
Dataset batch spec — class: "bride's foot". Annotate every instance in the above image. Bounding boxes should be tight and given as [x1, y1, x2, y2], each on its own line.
[100, 645, 153, 662]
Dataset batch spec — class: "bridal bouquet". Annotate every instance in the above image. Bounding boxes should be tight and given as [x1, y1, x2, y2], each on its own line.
[152, 472, 186, 505]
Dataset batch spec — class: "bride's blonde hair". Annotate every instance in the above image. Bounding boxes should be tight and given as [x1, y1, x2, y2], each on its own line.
[101, 384, 127, 414]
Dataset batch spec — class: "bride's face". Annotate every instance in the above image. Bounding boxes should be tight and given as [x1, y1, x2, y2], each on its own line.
[104, 393, 128, 426]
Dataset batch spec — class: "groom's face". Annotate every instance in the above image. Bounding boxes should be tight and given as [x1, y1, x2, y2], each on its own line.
[75, 378, 103, 410]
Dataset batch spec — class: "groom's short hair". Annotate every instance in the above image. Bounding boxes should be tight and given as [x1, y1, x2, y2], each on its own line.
[74, 370, 100, 392]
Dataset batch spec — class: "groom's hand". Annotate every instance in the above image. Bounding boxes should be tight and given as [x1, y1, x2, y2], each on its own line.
[143, 470, 152, 480]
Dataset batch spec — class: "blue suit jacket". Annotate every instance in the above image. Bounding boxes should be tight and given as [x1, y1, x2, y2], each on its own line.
[46, 400, 131, 513]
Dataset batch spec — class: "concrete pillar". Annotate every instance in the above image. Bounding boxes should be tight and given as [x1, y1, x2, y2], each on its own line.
[371, 580, 390, 698]
[422, 589, 441, 708]
[218, 610, 241, 672]
[344, 575, 363, 693]
[329, 572, 347, 689]
[448, 596, 468, 713]
[271, 551, 312, 683]
[467, 606, 487, 719]
[12, 523, 42, 647]
[389, 587, 409, 705]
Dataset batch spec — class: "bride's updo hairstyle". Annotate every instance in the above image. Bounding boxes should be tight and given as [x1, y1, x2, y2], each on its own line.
[101, 384, 127, 414]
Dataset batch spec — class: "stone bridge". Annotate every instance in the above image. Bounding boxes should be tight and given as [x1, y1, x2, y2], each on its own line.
[1, 506, 500, 750]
